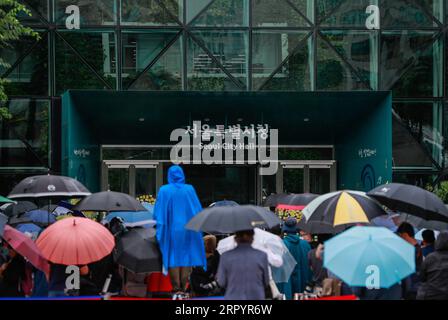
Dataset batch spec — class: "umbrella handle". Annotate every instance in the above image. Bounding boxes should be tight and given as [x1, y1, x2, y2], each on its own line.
[101, 273, 112, 296]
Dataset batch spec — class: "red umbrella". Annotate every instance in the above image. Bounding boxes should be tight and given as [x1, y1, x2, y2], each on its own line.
[36, 217, 115, 265]
[2, 225, 50, 277]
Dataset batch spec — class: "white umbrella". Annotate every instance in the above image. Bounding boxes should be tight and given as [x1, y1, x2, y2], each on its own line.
[217, 228, 297, 283]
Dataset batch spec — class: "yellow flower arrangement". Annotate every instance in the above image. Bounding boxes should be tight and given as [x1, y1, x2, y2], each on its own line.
[136, 194, 156, 205]
[275, 207, 304, 222]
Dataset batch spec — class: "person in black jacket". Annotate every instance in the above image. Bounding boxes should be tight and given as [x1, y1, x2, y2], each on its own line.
[0, 245, 26, 297]
[417, 231, 448, 300]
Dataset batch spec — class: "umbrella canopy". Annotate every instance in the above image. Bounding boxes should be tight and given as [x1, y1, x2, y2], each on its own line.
[217, 228, 297, 283]
[302, 191, 385, 226]
[186, 205, 281, 234]
[2, 201, 37, 217]
[0, 195, 15, 204]
[21, 209, 56, 227]
[114, 227, 162, 274]
[398, 213, 448, 231]
[264, 193, 319, 208]
[297, 219, 355, 235]
[371, 215, 399, 232]
[277, 193, 319, 207]
[36, 217, 115, 265]
[209, 200, 239, 207]
[73, 191, 146, 212]
[263, 193, 290, 207]
[16, 223, 42, 236]
[7, 216, 33, 227]
[2, 225, 50, 277]
[8, 174, 91, 199]
[103, 211, 155, 228]
[367, 183, 448, 223]
[324, 226, 416, 288]
[0, 213, 7, 237]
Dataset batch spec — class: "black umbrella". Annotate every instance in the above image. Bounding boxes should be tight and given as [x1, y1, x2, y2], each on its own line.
[8, 174, 91, 200]
[297, 219, 359, 235]
[186, 205, 281, 234]
[114, 228, 162, 274]
[367, 183, 448, 223]
[73, 191, 146, 212]
[399, 214, 448, 231]
[263, 193, 291, 207]
[0, 213, 7, 237]
[264, 193, 319, 208]
[7, 216, 33, 227]
[2, 201, 37, 217]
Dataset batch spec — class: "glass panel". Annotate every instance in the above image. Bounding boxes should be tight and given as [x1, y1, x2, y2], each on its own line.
[187, 0, 213, 23]
[317, 0, 372, 26]
[283, 168, 304, 193]
[0, 33, 48, 96]
[262, 174, 276, 205]
[380, 0, 439, 28]
[135, 168, 157, 198]
[316, 33, 370, 90]
[393, 101, 443, 167]
[108, 168, 129, 194]
[121, 30, 180, 89]
[0, 99, 50, 167]
[121, 0, 182, 26]
[252, 0, 311, 27]
[164, 165, 257, 206]
[191, 0, 249, 26]
[309, 168, 330, 194]
[54, 0, 116, 26]
[381, 31, 442, 98]
[129, 36, 183, 90]
[253, 31, 312, 90]
[392, 172, 435, 188]
[320, 31, 376, 90]
[55, 31, 116, 94]
[187, 31, 247, 90]
[18, 0, 49, 25]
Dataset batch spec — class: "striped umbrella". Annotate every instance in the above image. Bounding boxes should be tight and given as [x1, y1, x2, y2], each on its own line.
[302, 190, 385, 227]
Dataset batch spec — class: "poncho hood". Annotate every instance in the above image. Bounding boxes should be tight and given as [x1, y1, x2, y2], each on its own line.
[168, 165, 185, 185]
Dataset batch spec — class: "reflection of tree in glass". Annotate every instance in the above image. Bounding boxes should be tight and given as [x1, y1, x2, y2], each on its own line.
[55, 32, 114, 94]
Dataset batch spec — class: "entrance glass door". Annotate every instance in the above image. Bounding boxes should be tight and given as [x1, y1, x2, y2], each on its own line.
[102, 160, 162, 198]
[277, 161, 336, 195]
[163, 164, 258, 207]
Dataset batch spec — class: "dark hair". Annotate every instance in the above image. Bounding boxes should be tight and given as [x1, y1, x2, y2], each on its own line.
[235, 230, 255, 244]
[397, 222, 415, 238]
[422, 229, 436, 244]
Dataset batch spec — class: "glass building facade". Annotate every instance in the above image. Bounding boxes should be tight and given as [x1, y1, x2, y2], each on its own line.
[0, 0, 447, 194]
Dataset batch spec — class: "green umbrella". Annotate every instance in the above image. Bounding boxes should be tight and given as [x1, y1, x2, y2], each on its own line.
[0, 195, 15, 204]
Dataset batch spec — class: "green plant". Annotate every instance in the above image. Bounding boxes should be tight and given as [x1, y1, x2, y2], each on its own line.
[0, 0, 39, 119]
[426, 181, 448, 203]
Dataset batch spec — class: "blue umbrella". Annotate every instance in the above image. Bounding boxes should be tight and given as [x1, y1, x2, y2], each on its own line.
[103, 209, 155, 228]
[324, 226, 415, 288]
[21, 209, 56, 226]
[16, 223, 42, 235]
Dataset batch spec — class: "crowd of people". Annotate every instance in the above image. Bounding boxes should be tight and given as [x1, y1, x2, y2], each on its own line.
[1, 165, 448, 300]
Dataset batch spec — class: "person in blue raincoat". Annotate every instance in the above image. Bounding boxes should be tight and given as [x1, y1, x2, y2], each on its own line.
[153, 165, 206, 297]
[277, 218, 312, 299]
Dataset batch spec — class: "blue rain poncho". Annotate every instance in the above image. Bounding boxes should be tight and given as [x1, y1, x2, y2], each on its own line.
[153, 165, 206, 273]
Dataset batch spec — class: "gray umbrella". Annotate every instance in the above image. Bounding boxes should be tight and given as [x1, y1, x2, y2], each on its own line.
[186, 205, 281, 234]
[114, 228, 162, 274]
[8, 174, 91, 199]
[73, 191, 146, 212]
[399, 214, 448, 231]
[2, 201, 37, 217]
[0, 213, 7, 237]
